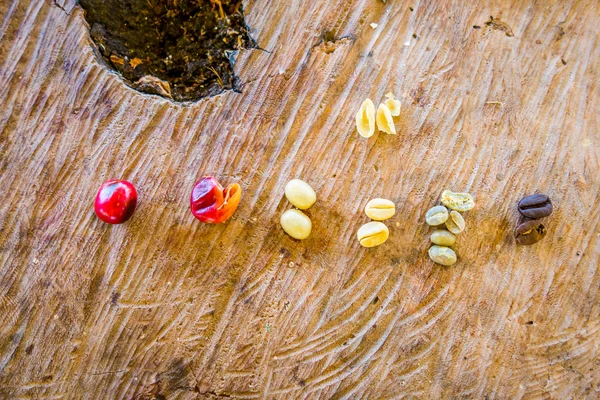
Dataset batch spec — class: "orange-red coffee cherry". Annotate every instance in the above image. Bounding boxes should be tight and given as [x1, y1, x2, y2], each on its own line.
[190, 176, 241, 224]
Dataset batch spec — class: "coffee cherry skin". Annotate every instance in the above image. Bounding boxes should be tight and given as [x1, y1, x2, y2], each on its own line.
[190, 176, 241, 224]
[94, 180, 138, 224]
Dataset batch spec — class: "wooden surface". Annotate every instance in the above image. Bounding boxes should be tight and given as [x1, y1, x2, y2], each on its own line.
[1, 0, 599, 398]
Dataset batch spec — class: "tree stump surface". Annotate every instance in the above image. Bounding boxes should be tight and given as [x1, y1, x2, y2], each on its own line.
[1, 0, 599, 398]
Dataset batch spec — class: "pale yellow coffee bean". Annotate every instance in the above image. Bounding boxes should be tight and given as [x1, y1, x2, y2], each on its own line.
[376, 103, 396, 135]
[284, 179, 316, 210]
[280, 209, 312, 240]
[425, 205, 449, 226]
[356, 99, 376, 138]
[384, 92, 401, 116]
[357, 221, 389, 248]
[364, 198, 396, 221]
[430, 230, 456, 246]
[428, 245, 457, 266]
[445, 210, 465, 234]
[441, 190, 475, 212]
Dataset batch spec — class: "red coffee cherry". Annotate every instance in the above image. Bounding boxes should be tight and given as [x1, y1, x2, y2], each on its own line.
[94, 180, 138, 224]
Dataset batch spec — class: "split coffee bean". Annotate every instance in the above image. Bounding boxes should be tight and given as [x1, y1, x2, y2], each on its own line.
[515, 219, 547, 245]
[518, 194, 552, 219]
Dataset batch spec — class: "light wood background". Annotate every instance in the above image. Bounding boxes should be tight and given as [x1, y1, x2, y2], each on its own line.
[1, 0, 599, 398]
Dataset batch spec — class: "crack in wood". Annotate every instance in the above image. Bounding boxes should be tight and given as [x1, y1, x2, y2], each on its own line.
[51, 0, 69, 15]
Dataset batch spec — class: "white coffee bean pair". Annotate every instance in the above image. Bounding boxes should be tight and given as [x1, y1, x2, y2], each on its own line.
[280, 179, 317, 240]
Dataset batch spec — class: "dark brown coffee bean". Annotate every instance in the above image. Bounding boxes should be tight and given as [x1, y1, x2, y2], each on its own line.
[515, 220, 547, 245]
[518, 194, 553, 219]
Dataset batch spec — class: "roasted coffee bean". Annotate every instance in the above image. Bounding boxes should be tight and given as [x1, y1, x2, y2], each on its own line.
[515, 219, 547, 245]
[518, 194, 552, 219]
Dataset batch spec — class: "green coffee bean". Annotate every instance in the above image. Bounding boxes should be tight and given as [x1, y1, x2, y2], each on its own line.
[428, 245, 457, 266]
[441, 190, 475, 212]
[425, 205, 449, 226]
[430, 230, 456, 246]
[445, 210, 465, 234]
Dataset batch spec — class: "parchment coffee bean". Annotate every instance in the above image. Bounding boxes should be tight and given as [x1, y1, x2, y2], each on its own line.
[285, 179, 317, 210]
[280, 209, 312, 240]
[515, 219, 546, 245]
[518, 194, 552, 219]
[428, 245, 457, 266]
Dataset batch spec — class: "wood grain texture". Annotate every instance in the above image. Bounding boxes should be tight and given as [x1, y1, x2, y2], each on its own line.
[1, 0, 599, 398]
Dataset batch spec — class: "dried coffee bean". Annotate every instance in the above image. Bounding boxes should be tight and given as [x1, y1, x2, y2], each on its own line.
[357, 222, 389, 247]
[518, 194, 552, 219]
[364, 198, 396, 221]
[515, 219, 547, 245]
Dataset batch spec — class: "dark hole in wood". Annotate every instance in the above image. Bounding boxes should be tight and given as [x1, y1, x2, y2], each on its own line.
[79, 0, 256, 102]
